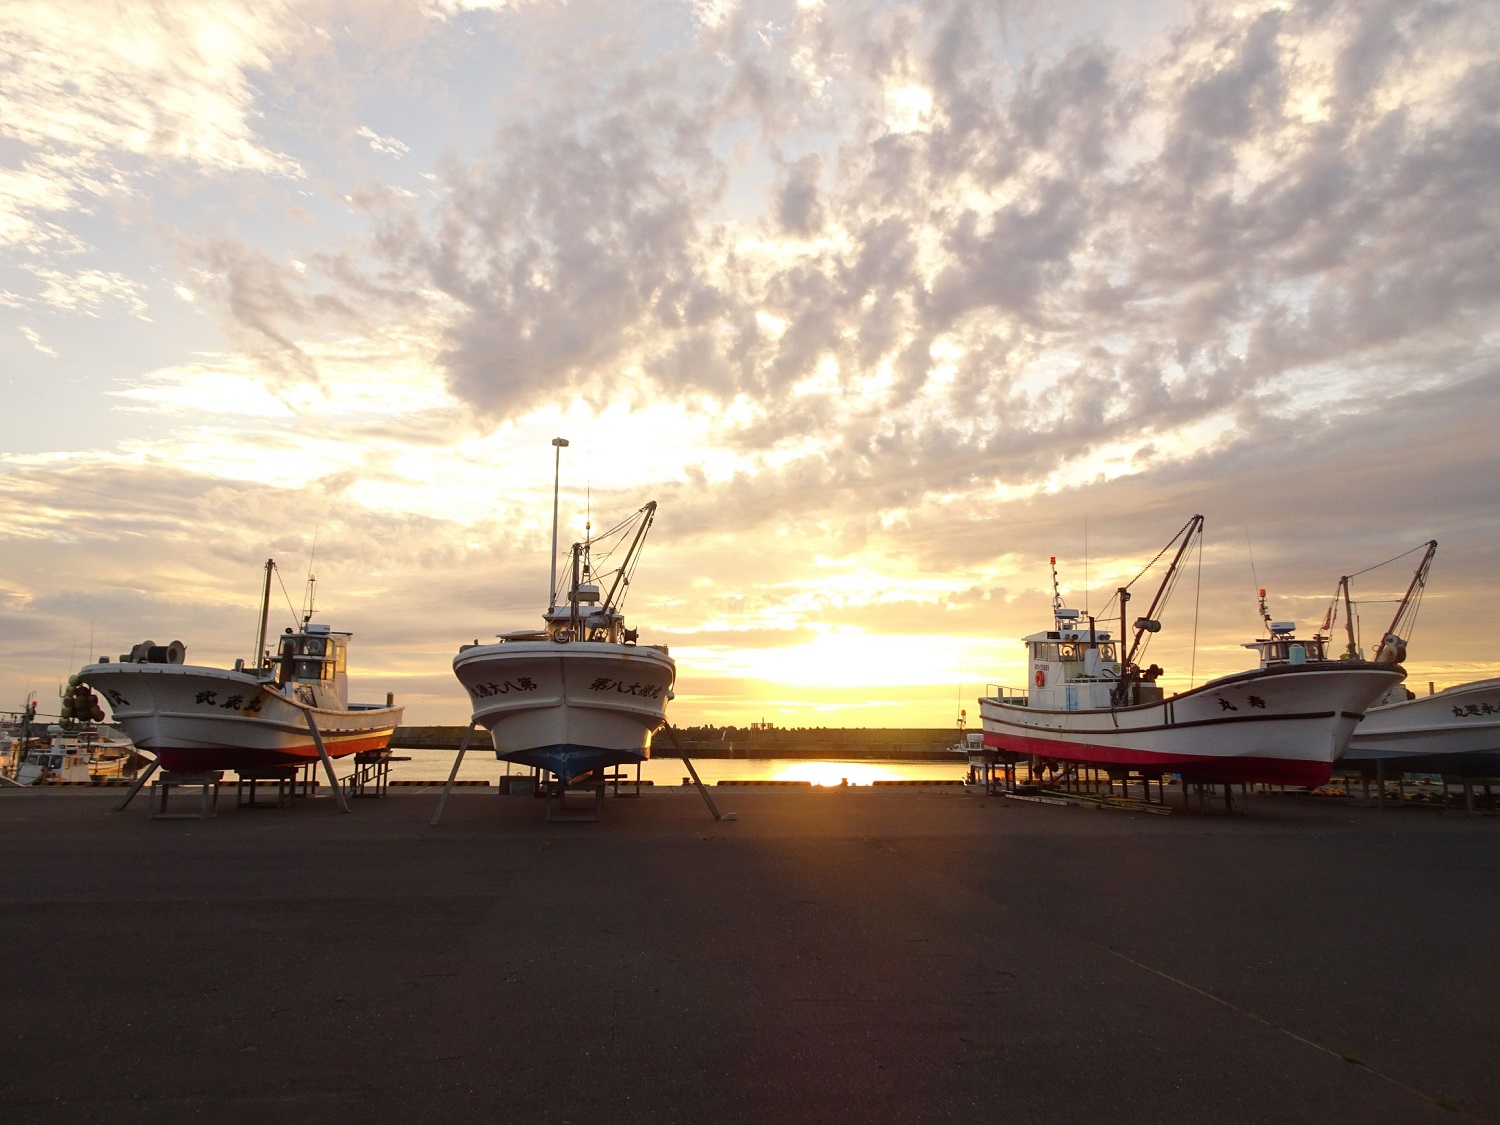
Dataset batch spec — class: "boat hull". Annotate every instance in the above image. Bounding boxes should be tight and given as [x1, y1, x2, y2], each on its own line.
[452, 641, 675, 780]
[79, 664, 401, 772]
[979, 663, 1404, 787]
[1343, 677, 1500, 775]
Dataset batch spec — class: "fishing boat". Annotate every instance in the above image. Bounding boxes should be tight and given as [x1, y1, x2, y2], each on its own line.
[10, 726, 139, 785]
[452, 451, 674, 782]
[977, 516, 1406, 787]
[1345, 679, 1500, 776]
[945, 711, 993, 783]
[77, 560, 402, 773]
[1318, 541, 1500, 776]
[2, 698, 142, 785]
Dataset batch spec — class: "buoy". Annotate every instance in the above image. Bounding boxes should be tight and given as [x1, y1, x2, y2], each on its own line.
[1035, 669, 1046, 687]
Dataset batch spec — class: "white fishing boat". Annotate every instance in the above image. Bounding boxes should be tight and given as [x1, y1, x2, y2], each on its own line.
[11, 726, 138, 785]
[453, 448, 674, 782]
[977, 516, 1406, 787]
[78, 560, 402, 773]
[1345, 679, 1500, 776]
[2, 698, 141, 785]
[1317, 540, 1500, 776]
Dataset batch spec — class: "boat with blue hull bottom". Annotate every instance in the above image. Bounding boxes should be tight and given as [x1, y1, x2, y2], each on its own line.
[453, 498, 674, 783]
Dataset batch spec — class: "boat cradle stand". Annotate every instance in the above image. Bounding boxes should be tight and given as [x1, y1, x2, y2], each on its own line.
[150, 771, 223, 820]
[429, 722, 736, 826]
[346, 749, 392, 799]
[542, 775, 606, 823]
[236, 768, 298, 809]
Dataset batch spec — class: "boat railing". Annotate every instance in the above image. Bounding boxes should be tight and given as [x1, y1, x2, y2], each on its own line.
[985, 684, 1030, 706]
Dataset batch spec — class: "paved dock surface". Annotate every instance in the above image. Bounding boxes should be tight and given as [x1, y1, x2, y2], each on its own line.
[1, 788, 1495, 1123]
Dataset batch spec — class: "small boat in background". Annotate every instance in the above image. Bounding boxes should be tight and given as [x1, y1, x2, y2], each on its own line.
[2, 698, 141, 785]
[978, 516, 1405, 787]
[945, 710, 991, 783]
[78, 559, 402, 773]
[11, 726, 139, 784]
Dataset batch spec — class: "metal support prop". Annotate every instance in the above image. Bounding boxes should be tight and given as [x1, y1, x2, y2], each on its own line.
[430, 721, 478, 826]
[303, 710, 350, 814]
[659, 723, 735, 822]
[113, 755, 160, 811]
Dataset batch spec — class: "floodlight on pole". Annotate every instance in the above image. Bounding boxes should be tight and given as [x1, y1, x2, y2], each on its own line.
[549, 438, 569, 611]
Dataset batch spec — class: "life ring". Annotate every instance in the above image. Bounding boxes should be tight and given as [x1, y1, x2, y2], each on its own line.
[1034, 669, 1046, 688]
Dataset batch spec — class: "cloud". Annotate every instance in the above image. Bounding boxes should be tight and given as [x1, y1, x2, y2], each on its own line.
[23, 266, 151, 319]
[17, 325, 56, 355]
[377, 0, 1498, 518]
[0, 1, 306, 270]
[356, 125, 411, 159]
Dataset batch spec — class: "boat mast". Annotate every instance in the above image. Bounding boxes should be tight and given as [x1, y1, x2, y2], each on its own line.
[1121, 515, 1204, 672]
[601, 501, 658, 610]
[569, 541, 582, 638]
[1376, 539, 1437, 662]
[549, 437, 569, 612]
[254, 558, 275, 669]
[1339, 576, 1358, 658]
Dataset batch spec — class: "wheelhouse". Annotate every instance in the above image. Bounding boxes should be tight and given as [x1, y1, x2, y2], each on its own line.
[1244, 621, 1327, 668]
[276, 623, 354, 705]
[1025, 609, 1121, 683]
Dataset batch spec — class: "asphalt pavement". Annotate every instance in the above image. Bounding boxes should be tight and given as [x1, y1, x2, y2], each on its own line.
[0, 786, 1494, 1123]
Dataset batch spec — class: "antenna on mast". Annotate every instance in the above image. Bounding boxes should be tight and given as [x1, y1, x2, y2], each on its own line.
[302, 570, 318, 626]
[301, 531, 319, 625]
[1083, 518, 1089, 615]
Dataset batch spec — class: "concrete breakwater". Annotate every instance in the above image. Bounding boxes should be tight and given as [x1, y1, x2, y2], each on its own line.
[394, 725, 961, 760]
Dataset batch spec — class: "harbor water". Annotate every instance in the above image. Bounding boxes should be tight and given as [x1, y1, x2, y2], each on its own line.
[388, 746, 970, 787]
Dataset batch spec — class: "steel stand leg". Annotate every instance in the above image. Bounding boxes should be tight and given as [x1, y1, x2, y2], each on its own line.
[430, 721, 478, 826]
[303, 711, 350, 814]
[113, 756, 159, 811]
[660, 724, 734, 822]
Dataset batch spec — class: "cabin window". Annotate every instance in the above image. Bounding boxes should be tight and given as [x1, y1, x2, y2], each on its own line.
[335, 645, 347, 674]
[1032, 643, 1059, 661]
[1097, 643, 1117, 661]
[294, 657, 329, 682]
[1058, 643, 1078, 660]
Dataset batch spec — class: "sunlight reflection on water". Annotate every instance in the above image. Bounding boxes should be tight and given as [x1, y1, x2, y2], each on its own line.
[388, 747, 968, 786]
[769, 761, 915, 786]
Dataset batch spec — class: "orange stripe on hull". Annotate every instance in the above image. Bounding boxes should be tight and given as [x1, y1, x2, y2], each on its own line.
[157, 731, 395, 773]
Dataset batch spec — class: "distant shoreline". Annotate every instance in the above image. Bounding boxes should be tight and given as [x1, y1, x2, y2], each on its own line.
[395, 725, 963, 760]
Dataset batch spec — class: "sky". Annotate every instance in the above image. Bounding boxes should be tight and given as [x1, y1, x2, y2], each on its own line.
[2, 0, 1498, 729]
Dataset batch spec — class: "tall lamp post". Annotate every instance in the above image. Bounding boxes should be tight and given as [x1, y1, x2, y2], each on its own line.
[548, 437, 569, 611]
